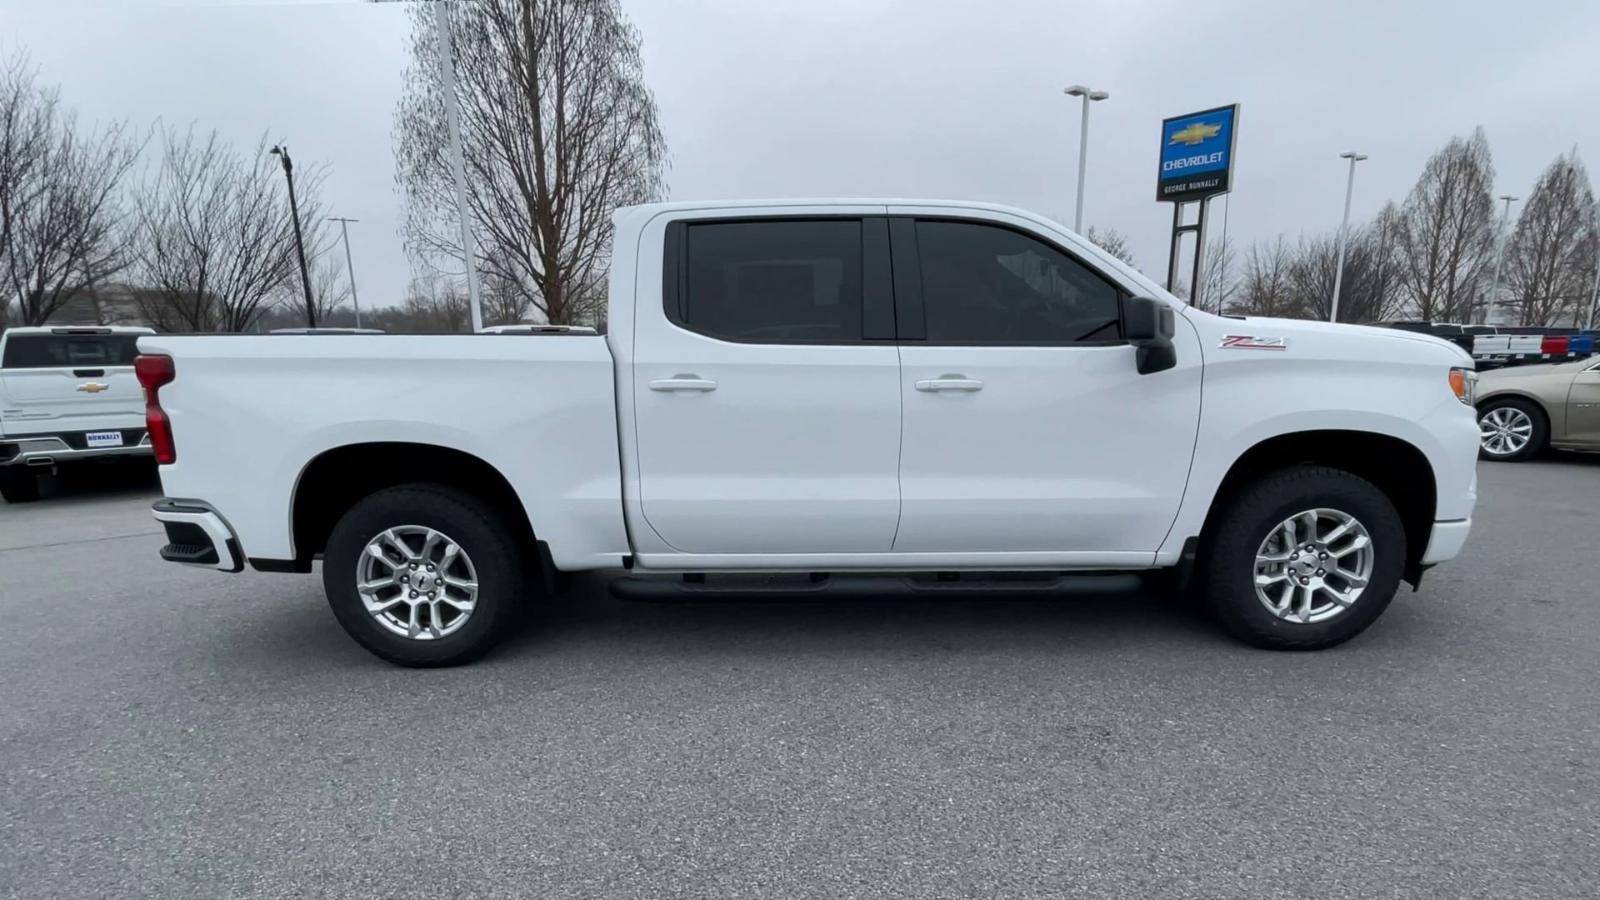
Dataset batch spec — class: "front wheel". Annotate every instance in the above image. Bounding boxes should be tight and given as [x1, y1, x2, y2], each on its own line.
[1476, 397, 1546, 461]
[1202, 466, 1406, 651]
[322, 484, 526, 667]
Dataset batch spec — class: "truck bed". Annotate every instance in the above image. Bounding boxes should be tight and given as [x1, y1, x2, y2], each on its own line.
[137, 333, 630, 570]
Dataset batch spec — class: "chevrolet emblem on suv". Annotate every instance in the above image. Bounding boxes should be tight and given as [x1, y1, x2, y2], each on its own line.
[77, 382, 109, 394]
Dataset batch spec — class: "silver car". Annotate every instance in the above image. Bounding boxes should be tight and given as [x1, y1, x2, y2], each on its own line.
[1474, 357, 1600, 460]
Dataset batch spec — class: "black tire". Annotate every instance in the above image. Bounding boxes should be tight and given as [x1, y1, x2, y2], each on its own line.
[322, 484, 526, 667]
[1202, 466, 1406, 651]
[0, 468, 40, 503]
[1476, 397, 1547, 462]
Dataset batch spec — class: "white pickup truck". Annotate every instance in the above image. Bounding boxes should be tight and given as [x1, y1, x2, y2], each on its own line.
[1, 325, 157, 502]
[138, 200, 1480, 667]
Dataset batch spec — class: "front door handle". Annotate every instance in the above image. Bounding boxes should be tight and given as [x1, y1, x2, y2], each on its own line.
[649, 375, 718, 393]
[915, 375, 984, 393]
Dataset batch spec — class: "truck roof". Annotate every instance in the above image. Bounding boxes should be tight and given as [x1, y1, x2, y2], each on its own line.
[616, 197, 1050, 219]
[0, 325, 156, 336]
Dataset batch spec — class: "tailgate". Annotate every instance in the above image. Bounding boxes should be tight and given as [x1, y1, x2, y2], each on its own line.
[0, 332, 147, 435]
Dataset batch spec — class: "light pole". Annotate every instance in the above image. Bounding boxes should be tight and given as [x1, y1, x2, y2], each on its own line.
[1063, 84, 1109, 233]
[1329, 150, 1367, 323]
[1485, 194, 1519, 325]
[270, 145, 317, 328]
[329, 217, 362, 329]
[433, 0, 483, 332]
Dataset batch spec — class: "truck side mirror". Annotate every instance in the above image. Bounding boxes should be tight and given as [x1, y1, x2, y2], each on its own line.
[1125, 297, 1177, 375]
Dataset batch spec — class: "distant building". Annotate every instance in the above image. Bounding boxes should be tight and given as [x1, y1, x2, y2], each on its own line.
[46, 282, 157, 328]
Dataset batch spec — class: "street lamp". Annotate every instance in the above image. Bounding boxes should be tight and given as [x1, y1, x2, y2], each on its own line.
[432, 0, 484, 332]
[1329, 150, 1368, 323]
[270, 145, 317, 328]
[328, 217, 362, 329]
[1063, 84, 1109, 233]
[1485, 194, 1519, 325]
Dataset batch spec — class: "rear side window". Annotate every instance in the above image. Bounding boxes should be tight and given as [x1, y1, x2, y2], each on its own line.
[674, 219, 863, 343]
[1, 334, 143, 368]
[914, 220, 1121, 344]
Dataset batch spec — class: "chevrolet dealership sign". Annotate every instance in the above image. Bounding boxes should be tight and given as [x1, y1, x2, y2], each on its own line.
[1157, 104, 1239, 201]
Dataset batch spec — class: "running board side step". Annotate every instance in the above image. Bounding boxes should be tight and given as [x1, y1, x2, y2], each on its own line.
[609, 571, 1145, 601]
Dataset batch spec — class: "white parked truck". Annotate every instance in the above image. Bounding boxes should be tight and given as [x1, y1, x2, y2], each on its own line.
[1, 325, 157, 502]
[138, 200, 1480, 666]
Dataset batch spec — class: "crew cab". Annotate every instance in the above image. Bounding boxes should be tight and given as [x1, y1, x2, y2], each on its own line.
[138, 200, 1480, 666]
[1, 325, 157, 503]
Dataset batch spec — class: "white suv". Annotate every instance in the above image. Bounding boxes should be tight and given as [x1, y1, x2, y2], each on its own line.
[0, 326, 156, 502]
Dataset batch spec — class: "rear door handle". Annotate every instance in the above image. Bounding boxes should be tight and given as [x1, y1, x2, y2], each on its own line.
[914, 375, 984, 393]
[649, 375, 718, 393]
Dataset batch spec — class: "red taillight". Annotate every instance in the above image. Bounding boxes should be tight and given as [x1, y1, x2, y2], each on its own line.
[134, 354, 176, 464]
[1541, 335, 1569, 355]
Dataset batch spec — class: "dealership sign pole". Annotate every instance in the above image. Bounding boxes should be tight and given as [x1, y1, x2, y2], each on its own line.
[1158, 104, 1239, 311]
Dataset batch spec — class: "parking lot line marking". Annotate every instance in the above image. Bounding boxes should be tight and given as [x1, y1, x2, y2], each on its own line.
[0, 529, 165, 554]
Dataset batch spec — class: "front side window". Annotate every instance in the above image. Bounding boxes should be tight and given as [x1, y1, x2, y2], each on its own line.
[914, 220, 1121, 344]
[677, 219, 863, 343]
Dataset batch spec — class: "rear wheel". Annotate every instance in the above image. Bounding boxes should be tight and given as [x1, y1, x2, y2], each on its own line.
[322, 484, 526, 667]
[1202, 466, 1405, 651]
[1476, 397, 1546, 461]
[0, 468, 40, 503]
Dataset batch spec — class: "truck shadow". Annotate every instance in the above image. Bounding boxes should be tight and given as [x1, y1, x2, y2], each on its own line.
[1543, 449, 1600, 467]
[492, 574, 1222, 660]
[25, 461, 161, 502]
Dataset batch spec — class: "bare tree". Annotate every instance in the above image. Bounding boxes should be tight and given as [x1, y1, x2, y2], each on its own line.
[1357, 202, 1407, 323]
[130, 127, 328, 332]
[1285, 234, 1331, 319]
[1505, 151, 1598, 326]
[1231, 237, 1297, 317]
[1198, 235, 1238, 314]
[480, 267, 531, 326]
[1394, 129, 1496, 322]
[303, 249, 352, 324]
[385, 273, 471, 333]
[394, 0, 667, 326]
[0, 54, 142, 326]
[1084, 225, 1136, 268]
[0, 56, 48, 311]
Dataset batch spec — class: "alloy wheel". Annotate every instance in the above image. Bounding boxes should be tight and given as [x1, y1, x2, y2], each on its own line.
[1479, 406, 1533, 457]
[356, 525, 479, 640]
[1253, 508, 1374, 624]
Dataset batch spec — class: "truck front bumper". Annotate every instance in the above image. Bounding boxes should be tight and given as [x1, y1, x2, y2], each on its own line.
[1421, 518, 1472, 565]
[151, 499, 244, 573]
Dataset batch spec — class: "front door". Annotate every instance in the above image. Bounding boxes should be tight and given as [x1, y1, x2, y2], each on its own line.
[631, 215, 903, 555]
[1566, 364, 1600, 445]
[889, 213, 1201, 558]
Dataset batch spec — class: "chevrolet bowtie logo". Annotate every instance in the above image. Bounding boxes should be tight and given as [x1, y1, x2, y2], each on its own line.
[76, 382, 109, 394]
[1169, 122, 1222, 146]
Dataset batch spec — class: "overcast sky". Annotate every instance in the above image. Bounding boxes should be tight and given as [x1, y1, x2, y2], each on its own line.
[7, 0, 1600, 308]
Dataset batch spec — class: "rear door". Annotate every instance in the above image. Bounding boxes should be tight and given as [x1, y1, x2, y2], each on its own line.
[0, 330, 148, 440]
[888, 210, 1201, 559]
[629, 212, 903, 554]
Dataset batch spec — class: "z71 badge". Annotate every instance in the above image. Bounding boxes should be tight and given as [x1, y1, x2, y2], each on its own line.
[1219, 335, 1288, 351]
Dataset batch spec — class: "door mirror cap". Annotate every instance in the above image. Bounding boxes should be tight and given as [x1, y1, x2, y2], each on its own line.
[1125, 297, 1177, 375]
[1125, 297, 1175, 342]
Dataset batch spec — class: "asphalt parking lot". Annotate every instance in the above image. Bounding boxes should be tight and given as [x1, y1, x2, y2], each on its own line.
[2, 459, 1598, 899]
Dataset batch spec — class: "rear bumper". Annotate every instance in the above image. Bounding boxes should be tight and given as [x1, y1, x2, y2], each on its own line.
[0, 433, 152, 467]
[1421, 518, 1472, 565]
[151, 499, 243, 573]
